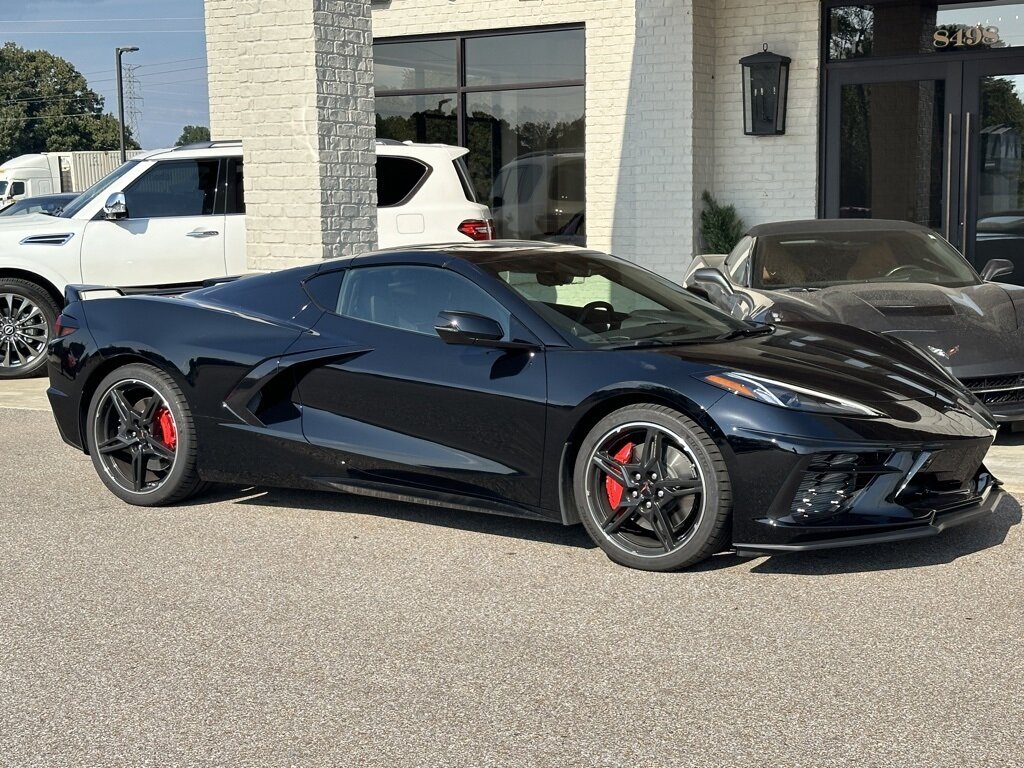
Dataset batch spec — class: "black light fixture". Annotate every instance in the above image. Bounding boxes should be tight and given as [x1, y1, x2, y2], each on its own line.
[739, 44, 791, 136]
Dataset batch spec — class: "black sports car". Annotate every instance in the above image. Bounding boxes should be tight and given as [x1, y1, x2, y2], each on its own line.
[684, 220, 1024, 424]
[47, 242, 1004, 571]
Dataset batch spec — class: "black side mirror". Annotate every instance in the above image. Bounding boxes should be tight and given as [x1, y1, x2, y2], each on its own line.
[980, 258, 1014, 281]
[435, 310, 505, 345]
[691, 267, 734, 295]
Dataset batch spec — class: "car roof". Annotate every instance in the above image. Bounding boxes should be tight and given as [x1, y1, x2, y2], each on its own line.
[747, 219, 931, 237]
[137, 139, 468, 162]
[344, 240, 600, 267]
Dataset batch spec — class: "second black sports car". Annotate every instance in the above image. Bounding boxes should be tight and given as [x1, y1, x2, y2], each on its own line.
[47, 242, 1004, 571]
[684, 220, 1024, 424]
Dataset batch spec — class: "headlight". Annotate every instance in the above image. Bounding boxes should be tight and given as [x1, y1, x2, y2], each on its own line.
[701, 371, 881, 417]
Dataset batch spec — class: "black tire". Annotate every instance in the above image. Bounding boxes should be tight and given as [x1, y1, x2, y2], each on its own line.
[0, 278, 59, 379]
[85, 363, 205, 506]
[573, 404, 732, 571]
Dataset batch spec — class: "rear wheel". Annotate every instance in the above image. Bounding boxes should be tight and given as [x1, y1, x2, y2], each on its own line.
[86, 363, 204, 505]
[573, 404, 732, 571]
[0, 278, 59, 379]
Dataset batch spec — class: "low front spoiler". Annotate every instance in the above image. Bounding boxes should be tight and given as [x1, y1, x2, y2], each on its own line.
[733, 483, 1007, 556]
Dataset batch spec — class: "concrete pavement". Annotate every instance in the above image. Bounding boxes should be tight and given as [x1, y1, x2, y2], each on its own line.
[1, 398, 1023, 765]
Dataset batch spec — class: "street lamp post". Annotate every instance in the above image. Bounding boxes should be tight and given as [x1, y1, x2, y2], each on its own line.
[115, 46, 139, 161]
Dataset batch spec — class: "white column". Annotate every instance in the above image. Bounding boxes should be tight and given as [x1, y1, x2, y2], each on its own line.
[205, 0, 376, 271]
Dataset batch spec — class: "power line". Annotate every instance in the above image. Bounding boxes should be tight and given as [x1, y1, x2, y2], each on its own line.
[0, 67, 208, 106]
[0, 110, 109, 124]
[3, 30, 204, 35]
[0, 17, 203, 23]
[0, 57, 205, 90]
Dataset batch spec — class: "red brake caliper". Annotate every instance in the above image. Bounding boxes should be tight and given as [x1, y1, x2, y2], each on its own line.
[604, 442, 635, 509]
[153, 407, 177, 451]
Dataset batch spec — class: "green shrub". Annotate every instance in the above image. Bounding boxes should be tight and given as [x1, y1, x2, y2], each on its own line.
[699, 190, 745, 253]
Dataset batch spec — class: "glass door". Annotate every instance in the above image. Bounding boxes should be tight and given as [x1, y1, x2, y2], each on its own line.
[823, 61, 964, 241]
[962, 57, 1024, 283]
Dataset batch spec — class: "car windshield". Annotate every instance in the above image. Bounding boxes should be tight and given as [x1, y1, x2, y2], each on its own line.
[478, 250, 752, 347]
[752, 229, 980, 289]
[0, 182, 7, 196]
[59, 160, 139, 218]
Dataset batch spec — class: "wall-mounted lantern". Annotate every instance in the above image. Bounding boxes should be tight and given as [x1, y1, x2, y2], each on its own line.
[739, 44, 791, 136]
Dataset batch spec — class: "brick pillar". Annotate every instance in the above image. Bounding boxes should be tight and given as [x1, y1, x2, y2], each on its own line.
[204, 0, 376, 271]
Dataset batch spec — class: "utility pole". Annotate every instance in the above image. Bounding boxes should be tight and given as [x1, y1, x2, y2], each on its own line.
[115, 46, 139, 161]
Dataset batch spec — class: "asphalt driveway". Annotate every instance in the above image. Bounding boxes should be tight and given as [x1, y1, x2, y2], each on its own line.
[0, 389, 1022, 766]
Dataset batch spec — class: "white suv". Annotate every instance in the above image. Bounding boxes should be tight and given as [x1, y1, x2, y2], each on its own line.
[0, 139, 494, 378]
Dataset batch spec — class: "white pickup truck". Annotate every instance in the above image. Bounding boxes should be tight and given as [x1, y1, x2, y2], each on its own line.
[0, 139, 494, 378]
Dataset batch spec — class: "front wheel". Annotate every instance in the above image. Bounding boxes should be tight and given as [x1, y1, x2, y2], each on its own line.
[0, 278, 59, 379]
[573, 404, 732, 571]
[86, 363, 205, 506]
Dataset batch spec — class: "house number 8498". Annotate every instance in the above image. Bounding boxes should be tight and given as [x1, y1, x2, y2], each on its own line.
[933, 26, 1001, 48]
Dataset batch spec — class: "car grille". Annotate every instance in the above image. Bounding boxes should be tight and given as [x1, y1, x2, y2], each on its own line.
[788, 453, 880, 523]
[961, 372, 1024, 407]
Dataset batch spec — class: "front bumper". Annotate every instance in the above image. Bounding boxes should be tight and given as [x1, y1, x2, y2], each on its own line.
[733, 477, 1005, 555]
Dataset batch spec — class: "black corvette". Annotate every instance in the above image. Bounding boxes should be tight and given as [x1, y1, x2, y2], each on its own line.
[684, 220, 1024, 424]
[47, 242, 1004, 571]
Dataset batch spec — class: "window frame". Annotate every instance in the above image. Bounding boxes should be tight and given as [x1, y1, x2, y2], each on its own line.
[374, 24, 586, 148]
[122, 158, 223, 220]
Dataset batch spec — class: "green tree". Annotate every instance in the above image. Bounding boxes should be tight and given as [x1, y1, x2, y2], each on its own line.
[175, 124, 211, 146]
[0, 42, 138, 161]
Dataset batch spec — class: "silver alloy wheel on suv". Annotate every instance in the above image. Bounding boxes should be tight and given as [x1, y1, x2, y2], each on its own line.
[0, 286, 53, 377]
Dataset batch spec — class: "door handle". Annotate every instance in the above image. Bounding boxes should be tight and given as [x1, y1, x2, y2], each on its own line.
[944, 112, 953, 242]
[961, 111, 972, 255]
[187, 229, 220, 238]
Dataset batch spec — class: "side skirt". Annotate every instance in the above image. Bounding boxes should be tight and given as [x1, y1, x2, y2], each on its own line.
[310, 476, 559, 523]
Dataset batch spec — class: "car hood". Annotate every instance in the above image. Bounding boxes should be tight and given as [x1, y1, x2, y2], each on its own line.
[651, 324, 971, 405]
[769, 282, 1024, 379]
[0, 211, 73, 233]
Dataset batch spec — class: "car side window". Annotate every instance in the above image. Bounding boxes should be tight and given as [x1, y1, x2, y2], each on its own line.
[10, 181, 25, 197]
[331, 265, 510, 336]
[225, 158, 245, 214]
[377, 157, 429, 207]
[123, 159, 220, 219]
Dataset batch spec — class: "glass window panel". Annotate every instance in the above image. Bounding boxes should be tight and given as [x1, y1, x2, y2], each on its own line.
[336, 265, 510, 336]
[974, 74, 1024, 283]
[374, 39, 456, 91]
[376, 156, 429, 207]
[465, 86, 585, 243]
[464, 29, 585, 86]
[376, 93, 457, 145]
[838, 79, 946, 229]
[124, 159, 220, 219]
[830, 3, 1024, 60]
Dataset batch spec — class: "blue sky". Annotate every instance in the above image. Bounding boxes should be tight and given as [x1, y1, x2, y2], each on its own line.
[1, 0, 210, 148]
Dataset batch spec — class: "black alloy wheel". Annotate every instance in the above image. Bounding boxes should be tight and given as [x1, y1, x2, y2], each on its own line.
[87, 364, 205, 505]
[0, 279, 58, 379]
[574, 404, 732, 571]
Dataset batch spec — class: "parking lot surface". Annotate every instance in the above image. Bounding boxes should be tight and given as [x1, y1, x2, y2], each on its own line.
[1, 397, 1022, 766]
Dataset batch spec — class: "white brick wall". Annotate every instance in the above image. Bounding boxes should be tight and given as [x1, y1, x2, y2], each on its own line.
[205, 0, 376, 271]
[710, 0, 820, 237]
[204, 0, 822, 272]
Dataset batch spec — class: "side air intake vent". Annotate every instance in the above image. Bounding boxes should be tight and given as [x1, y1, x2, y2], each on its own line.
[20, 233, 74, 246]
